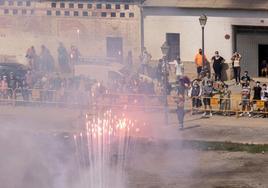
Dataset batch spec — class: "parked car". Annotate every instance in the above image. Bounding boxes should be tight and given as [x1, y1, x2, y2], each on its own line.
[0, 62, 28, 79]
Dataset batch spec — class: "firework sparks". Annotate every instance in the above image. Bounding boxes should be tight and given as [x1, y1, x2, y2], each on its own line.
[73, 110, 141, 188]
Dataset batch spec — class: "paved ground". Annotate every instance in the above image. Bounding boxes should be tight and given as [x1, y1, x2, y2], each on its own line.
[1, 106, 267, 144]
[0, 106, 267, 188]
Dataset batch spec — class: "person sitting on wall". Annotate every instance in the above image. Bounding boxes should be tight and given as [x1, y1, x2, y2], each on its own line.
[260, 60, 268, 77]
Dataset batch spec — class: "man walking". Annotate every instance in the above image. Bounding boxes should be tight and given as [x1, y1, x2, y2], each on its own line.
[175, 77, 189, 130]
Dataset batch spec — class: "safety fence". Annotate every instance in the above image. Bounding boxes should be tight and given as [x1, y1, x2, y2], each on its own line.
[0, 88, 268, 117]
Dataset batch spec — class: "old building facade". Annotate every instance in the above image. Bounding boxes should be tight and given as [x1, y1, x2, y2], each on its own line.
[142, 0, 268, 78]
[0, 0, 142, 65]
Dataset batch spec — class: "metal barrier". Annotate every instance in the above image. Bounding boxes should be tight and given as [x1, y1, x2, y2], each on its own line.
[1, 88, 268, 117]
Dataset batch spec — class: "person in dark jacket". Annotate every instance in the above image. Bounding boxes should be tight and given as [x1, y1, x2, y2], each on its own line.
[211, 51, 225, 81]
[189, 80, 202, 115]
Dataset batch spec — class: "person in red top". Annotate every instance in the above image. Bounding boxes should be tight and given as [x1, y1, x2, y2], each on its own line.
[195, 49, 207, 78]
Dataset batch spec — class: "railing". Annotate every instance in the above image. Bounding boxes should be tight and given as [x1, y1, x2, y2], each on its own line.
[1, 88, 268, 117]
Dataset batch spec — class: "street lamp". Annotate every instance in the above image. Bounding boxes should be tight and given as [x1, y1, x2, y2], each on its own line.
[161, 41, 170, 125]
[199, 14, 207, 71]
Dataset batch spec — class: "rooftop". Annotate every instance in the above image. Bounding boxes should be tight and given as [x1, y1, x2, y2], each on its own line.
[142, 0, 268, 10]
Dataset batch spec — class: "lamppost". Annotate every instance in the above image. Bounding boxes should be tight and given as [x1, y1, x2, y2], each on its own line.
[199, 14, 208, 71]
[161, 41, 170, 125]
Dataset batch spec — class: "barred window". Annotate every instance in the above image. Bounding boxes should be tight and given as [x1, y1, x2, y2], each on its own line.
[111, 12, 116, 17]
[4, 9, 9, 14]
[64, 11, 70, 16]
[96, 4, 102, 9]
[47, 10, 51, 16]
[74, 11, 79, 16]
[106, 4, 111, 9]
[56, 10, 61, 16]
[26, 1, 31, 7]
[129, 12, 134, 18]
[69, 3, 74, 8]
[60, 3, 65, 8]
[83, 11, 88, 16]
[22, 9, 27, 14]
[115, 4, 120, 9]
[30, 9, 34, 15]
[17, 1, 23, 6]
[120, 12, 125, 17]
[8, 1, 14, 6]
[51, 2, 56, 8]
[101, 12, 107, 17]
[87, 4, 92, 9]
[124, 4, 129, 10]
[13, 9, 18, 15]
[78, 3, 83, 9]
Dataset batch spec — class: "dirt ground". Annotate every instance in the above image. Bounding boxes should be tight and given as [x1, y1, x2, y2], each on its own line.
[0, 106, 267, 188]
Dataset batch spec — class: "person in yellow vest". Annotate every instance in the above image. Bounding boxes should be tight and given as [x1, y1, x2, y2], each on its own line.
[195, 49, 207, 78]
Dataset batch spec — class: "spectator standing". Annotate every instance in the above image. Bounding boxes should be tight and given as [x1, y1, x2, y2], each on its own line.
[260, 60, 267, 77]
[202, 72, 212, 87]
[219, 84, 231, 116]
[241, 71, 251, 86]
[8, 72, 18, 99]
[189, 80, 202, 115]
[174, 57, 184, 81]
[252, 81, 262, 114]
[202, 80, 214, 117]
[58, 43, 70, 73]
[240, 83, 251, 117]
[25, 70, 33, 89]
[195, 48, 207, 78]
[39, 45, 54, 72]
[231, 52, 242, 85]
[140, 48, 152, 75]
[26, 46, 37, 71]
[0, 76, 8, 99]
[261, 84, 268, 118]
[70, 45, 80, 75]
[211, 51, 225, 81]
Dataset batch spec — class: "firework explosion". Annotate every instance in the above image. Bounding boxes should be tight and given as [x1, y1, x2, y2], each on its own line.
[73, 110, 141, 188]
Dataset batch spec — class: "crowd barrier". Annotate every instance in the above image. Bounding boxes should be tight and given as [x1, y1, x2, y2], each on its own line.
[0, 88, 268, 116]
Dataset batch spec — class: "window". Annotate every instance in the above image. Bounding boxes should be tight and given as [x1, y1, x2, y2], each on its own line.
[74, 11, 79, 16]
[30, 9, 34, 15]
[124, 4, 129, 10]
[17, 1, 23, 6]
[120, 12, 125, 17]
[111, 12, 116, 17]
[115, 4, 120, 9]
[56, 10, 61, 16]
[0, 0, 4, 6]
[96, 4, 102, 9]
[60, 3, 65, 8]
[64, 11, 70, 16]
[101, 12, 107, 17]
[106, 4, 111, 9]
[87, 4, 92, 9]
[92, 12, 97, 17]
[83, 11, 88, 16]
[13, 9, 18, 15]
[46, 10, 51, 16]
[69, 3, 74, 8]
[51, 2, 56, 8]
[26, 1, 31, 7]
[129, 12, 134, 18]
[4, 9, 9, 14]
[78, 3, 83, 9]
[8, 1, 14, 6]
[22, 9, 27, 14]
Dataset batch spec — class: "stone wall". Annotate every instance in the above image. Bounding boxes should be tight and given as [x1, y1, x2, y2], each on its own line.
[0, 0, 141, 66]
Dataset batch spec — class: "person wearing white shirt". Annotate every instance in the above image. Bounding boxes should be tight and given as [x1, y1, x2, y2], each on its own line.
[174, 57, 184, 81]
